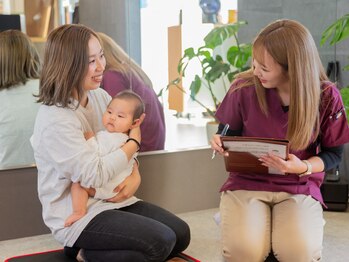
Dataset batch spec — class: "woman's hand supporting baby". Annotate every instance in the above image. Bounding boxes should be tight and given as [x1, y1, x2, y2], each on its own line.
[106, 161, 141, 203]
[84, 131, 95, 140]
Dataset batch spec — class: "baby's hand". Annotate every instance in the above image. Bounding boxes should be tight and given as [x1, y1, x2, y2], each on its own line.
[84, 131, 95, 140]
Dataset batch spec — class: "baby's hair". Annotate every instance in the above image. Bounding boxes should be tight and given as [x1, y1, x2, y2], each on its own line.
[113, 90, 145, 119]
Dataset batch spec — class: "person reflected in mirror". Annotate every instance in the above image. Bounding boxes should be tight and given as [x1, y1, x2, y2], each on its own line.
[210, 19, 349, 262]
[0, 30, 41, 169]
[31, 24, 190, 262]
[65, 90, 144, 227]
[98, 32, 165, 152]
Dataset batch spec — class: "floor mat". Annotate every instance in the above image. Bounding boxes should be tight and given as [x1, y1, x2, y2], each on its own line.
[5, 249, 200, 262]
[4, 249, 74, 262]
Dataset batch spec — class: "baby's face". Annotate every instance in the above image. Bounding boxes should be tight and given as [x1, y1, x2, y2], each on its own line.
[102, 98, 136, 133]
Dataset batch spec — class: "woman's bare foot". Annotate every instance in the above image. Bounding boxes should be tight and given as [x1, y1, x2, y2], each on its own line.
[76, 249, 85, 262]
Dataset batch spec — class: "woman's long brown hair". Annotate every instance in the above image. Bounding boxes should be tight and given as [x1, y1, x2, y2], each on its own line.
[37, 24, 100, 108]
[235, 19, 328, 150]
[0, 30, 41, 89]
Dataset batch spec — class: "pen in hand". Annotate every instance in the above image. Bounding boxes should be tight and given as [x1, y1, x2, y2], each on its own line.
[211, 123, 230, 159]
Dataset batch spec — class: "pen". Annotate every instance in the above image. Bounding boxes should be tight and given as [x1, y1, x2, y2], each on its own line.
[211, 123, 230, 159]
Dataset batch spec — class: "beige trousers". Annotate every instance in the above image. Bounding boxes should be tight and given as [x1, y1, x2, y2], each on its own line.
[220, 190, 324, 262]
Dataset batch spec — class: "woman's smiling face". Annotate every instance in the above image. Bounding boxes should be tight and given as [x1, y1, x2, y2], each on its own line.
[253, 49, 289, 90]
[82, 35, 106, 91]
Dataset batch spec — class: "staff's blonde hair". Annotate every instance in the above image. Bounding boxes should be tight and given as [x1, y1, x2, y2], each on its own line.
[236, 19, 328, 150]
[0, 30, 41, 89]
[97, 32, 153, 89]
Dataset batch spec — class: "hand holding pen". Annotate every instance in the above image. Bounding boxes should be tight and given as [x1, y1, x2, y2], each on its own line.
[211, 123, 230, 159]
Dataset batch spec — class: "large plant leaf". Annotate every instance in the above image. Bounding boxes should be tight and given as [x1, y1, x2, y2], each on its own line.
[204, 57, 231, 82]
[320, 14, 349, 78]
[190, 75, 202, 97]
[321, 14, 349, 46]
[178, 47, 213, 77]
[197, 48, 212, 60]
[177, 48, 196, 76]
[227, 70, 239, 82]
[183, 47, 196, 59]
[204, 21, 248, 49]
[227, 43, 252, 69]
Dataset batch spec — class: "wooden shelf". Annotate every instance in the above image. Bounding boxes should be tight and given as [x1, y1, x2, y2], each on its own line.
[24, 0, 58, 38]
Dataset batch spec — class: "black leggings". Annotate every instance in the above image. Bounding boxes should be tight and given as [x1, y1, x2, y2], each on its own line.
[64, 201, 191, 262]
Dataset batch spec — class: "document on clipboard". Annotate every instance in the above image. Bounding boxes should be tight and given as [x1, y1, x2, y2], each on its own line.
[220, 136, 289, 175]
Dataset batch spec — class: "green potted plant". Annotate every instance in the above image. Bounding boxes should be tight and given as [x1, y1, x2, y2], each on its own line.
[159, 21, 252, 121]
[321, 13, 349, 120]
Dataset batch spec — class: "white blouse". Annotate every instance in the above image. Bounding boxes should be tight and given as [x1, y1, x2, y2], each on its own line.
[31, 88, 139, 247]
[0, 79, 41, 169]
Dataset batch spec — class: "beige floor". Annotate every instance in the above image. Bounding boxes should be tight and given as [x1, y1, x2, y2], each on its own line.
[1, 208, 349, 262]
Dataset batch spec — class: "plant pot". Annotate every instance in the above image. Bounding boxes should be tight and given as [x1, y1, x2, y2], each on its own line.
[206, 120, 219, 143]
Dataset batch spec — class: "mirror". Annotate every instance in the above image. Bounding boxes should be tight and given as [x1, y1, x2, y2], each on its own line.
[139, 0, 348, 151]
[1, 0, 348, 170]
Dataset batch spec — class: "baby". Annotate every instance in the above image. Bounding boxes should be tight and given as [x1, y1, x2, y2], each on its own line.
[65, 90, 145, 227]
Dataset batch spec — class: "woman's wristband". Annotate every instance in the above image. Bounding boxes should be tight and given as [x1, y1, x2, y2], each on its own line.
[299, 160, 312, 176]
[126, 138, 141, 152]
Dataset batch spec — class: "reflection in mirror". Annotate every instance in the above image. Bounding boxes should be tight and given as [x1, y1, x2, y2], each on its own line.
[0, 0, 77, 170]
[79, 0, 166, 152]
[97, 32, 166, 152]
[0, 30, 41, 170]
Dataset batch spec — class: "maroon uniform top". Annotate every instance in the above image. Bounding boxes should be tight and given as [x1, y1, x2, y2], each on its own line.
[215, 79, 349, 204]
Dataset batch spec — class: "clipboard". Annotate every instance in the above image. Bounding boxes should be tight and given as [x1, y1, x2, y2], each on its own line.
[220, 136, 289, 175]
